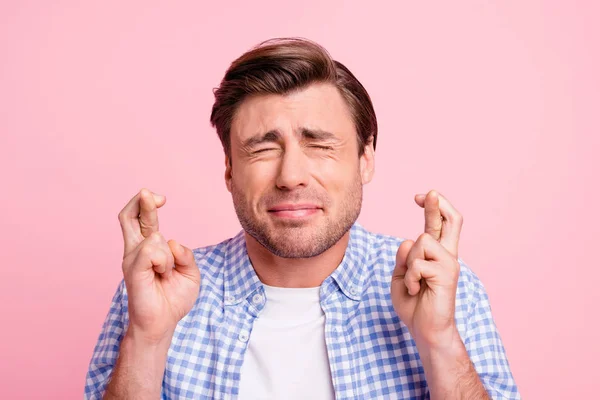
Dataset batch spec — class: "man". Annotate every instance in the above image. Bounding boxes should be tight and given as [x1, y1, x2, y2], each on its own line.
[85, 38, 520, 399]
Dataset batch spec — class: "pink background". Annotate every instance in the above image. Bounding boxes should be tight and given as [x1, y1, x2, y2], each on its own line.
[1, 1, 598, 398]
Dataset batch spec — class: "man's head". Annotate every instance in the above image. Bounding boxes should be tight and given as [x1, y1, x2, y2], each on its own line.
[210, 38, 377, 258]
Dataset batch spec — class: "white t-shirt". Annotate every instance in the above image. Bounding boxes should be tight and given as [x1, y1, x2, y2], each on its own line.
[238, 284, 335, 400]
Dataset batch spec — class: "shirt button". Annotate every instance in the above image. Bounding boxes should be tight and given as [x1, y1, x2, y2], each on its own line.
[225, 296, 235, 304]
[238, 331, 249, 342]
[349, 286, 358, 295]
[252, 294, 263, 304]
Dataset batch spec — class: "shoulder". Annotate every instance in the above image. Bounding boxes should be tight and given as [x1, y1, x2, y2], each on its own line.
[354, 223, 406, 271]
[192, 239, 230, 271]
[191, 232, 242, 278]
[353, 224, 408, 290]
[358, 223, 486, 299]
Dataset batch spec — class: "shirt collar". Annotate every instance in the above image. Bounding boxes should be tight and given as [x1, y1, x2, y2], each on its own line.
[222, 222, 371, 304]
[222, 230, 263, 306]
[328, 222, 370, 301]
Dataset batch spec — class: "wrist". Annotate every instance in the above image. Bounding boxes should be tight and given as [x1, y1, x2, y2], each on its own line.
[104, 327, 174, 399]
[415, 327, 469, 372]
[414, 328, 479, 398]
[124, 325, 175, 349]
[418, 331, 466, 367]
[120, 329, 173, 366]
[121, 328, 173, 371]
[412, 324, 462, 352]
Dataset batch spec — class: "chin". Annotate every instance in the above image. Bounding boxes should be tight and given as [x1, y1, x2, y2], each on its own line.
[236, 199, 357, 259]
[263, 239, 330, 259]
[264, 222, 341, 258]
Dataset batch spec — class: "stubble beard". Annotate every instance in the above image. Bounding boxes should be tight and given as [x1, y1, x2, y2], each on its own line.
[231, 174, 363, 259]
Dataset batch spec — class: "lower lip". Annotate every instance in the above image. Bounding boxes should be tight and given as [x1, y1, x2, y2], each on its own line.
[269, 208, 321, 219]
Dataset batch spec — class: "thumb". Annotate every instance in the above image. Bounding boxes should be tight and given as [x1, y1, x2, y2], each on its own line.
[391, 240, 416, 323]
[393, 240, 414, 281]
[168, 240, 199, 279]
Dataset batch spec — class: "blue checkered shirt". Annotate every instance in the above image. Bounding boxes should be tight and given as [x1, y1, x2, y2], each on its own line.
[84, 222, 520, 399]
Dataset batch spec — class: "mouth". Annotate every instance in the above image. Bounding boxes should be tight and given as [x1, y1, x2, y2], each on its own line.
[267, 203, 323, 219]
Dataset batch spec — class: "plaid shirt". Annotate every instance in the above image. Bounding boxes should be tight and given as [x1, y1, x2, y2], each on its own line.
[84, 222, 520, 399]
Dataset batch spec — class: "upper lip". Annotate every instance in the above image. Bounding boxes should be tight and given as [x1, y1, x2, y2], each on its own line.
[268, 203, 322, 211]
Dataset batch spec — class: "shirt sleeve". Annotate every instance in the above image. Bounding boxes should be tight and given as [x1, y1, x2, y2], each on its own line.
[83, 279, 128, 400]
[460, 262, 521, 400]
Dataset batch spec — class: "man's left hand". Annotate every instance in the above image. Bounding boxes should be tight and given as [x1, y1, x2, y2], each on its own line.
[391, 190, 464, 347]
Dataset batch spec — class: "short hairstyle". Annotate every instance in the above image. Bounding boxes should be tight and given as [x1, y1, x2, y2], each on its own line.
[210, 37, 378, 158]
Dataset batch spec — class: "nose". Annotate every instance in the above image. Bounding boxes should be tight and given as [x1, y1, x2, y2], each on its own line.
[275, 144, 310, 190]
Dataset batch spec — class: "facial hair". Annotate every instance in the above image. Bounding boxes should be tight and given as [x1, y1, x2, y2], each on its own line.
[231, 170, 363, 258]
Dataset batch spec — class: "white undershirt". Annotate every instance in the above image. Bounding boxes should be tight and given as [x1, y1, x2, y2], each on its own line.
[238, 284, 335, 400]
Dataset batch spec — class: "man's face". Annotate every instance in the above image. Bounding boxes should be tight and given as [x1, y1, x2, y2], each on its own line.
[225, 82, 374, 258]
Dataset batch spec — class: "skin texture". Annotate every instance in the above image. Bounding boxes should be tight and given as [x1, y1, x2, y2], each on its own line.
[104, 188, 201, 399]
[392, 190, 489, 399]
[225, 82, 374, 287]
[104, 82, 488, 399]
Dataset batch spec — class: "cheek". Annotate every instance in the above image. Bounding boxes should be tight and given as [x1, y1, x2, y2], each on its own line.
[314, 157, 360, 189]
[233, 162, 278, 199]
[311, 165, 360, 213]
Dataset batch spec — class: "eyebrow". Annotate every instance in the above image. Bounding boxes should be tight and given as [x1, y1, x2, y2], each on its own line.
[242, 128, 337, 148]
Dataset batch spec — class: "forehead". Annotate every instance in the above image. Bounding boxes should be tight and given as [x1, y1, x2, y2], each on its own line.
[230, 82, 356, 143]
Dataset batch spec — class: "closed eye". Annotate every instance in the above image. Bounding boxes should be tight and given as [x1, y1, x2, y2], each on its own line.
[253, 148, 278, 154]
[309, 145, 334, 150]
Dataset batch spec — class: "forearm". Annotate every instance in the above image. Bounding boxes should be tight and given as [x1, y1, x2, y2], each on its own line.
[103, 329, 173, 400]
[417, 329, 489, 400]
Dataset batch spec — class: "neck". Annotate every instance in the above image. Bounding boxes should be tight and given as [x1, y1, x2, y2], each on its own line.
[244, 231, 350, 288]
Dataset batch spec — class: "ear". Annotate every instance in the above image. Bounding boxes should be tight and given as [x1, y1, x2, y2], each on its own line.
[224, 154, 232, 193]
[359, 136, 375, 184]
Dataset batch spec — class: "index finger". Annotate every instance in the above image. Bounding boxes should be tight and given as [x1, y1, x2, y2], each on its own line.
[118, 188, 166, 257]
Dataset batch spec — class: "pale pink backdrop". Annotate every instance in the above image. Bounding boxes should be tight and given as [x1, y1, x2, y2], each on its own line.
[1, 1, 598, 398]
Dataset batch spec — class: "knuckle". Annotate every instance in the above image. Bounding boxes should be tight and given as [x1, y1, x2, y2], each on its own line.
[405, 266, 419, 282]
[418, 232, 431, 243]
[139, 243, 154, 258]
[138, 236, 163, 259]
[412, 258, 424, 270]
[121, 251, 137, 273]
[399, 239, 414, 253]
[121, 257, 131, 272]
[149, 231, 163, 242]
[447, 211, 462, 222]
[157, 249, 168, 263]
[407, 257, 421, 271]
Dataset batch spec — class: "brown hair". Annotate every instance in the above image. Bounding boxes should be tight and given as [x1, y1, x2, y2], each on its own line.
[209, 37, 378, 159]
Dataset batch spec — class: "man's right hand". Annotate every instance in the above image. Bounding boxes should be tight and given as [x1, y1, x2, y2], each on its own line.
[118, 188, 201, 344]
